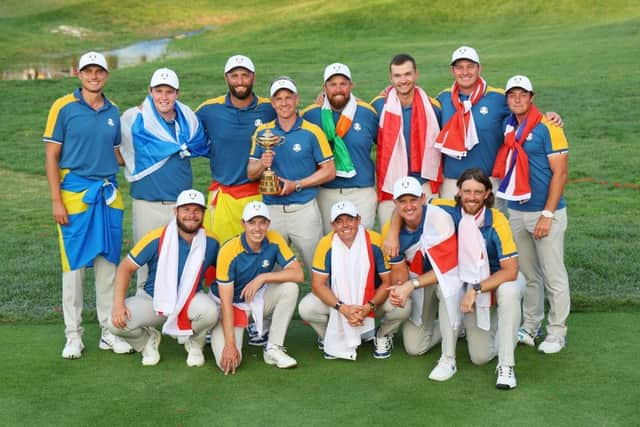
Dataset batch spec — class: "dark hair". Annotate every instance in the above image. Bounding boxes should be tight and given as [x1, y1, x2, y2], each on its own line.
[389, 54, 416, 72]
[454, 168, 495, 208]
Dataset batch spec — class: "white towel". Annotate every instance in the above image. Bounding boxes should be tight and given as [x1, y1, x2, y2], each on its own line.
[324, 226, 374, 360]
[153, 219, 206, 336]
[458, 207, 491, 330]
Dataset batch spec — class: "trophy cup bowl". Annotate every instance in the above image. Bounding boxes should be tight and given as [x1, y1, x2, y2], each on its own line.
[256, 129, 284, 195]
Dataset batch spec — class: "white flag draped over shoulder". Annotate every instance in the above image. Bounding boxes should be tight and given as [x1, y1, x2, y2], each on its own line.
[420, 204, 464, 329]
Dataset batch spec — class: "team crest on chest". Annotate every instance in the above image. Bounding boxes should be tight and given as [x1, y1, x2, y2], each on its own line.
[353, 122, 362, 131]
[254, 119, 263, 127]
[261, 259, 270, 268]
[107, 118, 115, 127]
[292, 143, 302, 152]
[526, 134, 533, 141]
[479, 106, 489, 115]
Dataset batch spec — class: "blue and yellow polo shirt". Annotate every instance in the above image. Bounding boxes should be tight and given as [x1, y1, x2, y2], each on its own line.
[213, 230, 296, 303]
[43, 88, 121, 179]
[507, 117, 568, 212]
[371, 93, 442, 185]
[312, 229, 389, 288]
[250, 116, 334, 205]
[437, 85, 510, 180]
[128, 227, 220, 297]
[300, 99, 378, 189]
[196, 93, 276, 186]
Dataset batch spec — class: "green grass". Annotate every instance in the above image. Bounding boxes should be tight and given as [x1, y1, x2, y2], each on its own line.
[1, 312, 638, 426]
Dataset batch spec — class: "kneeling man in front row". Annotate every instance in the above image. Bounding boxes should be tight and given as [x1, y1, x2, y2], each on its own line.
[299, 200, 410, 360]
[109, 189, 219, 367]
[211, 201, 303, 374]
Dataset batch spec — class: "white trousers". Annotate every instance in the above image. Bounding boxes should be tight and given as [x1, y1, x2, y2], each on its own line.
[131, 199, 176, 291]
[267, 199, 323, 276]
[211, 282, 299, 370]
[509, 208, 570, 338]
[298, 292, 411, 339]
[108, 291, 218, 352]
[62, 255, 115, 339]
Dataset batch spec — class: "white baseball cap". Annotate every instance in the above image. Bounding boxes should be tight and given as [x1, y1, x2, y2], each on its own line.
[242, 201, 271, 221]
[450, 46, 480, 65]
[505, 75, 534, 93]
[270, 77, 297, 96]
[330, 200, 359, 222]
[324, 63, 352, 82]
[224, 55, 255, 73]
[176, 189, 206, 208]
[150, 67, 179, 89]
[78, 51, 108, 71]
[393, 177, 423, 199]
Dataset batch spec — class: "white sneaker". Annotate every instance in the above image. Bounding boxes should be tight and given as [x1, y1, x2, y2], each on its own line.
[263, 344, 297, 368]
[517, 327, 536, 347]
[184, 338, 205, 367]
[141, 328, 161, 366]
[496, 365, 517, 390]
[62, 337, 84, 359]
[538, 335, 565, 354]
[99, 330, 134, 354]
[373, 334, 393, 359]
[428, 357, 457, 381]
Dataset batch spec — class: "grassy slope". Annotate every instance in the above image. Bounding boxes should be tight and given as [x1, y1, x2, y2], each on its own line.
[1, 0, 639, 321]
[1, 313, 639, 426]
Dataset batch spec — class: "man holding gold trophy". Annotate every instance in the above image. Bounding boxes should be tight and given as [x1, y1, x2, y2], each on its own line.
[248, 77, 336, 274]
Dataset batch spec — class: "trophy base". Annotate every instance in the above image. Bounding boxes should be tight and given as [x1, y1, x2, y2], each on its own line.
[259, 175, 281, 195]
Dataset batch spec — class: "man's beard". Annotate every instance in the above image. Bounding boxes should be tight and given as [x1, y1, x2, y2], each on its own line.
[328, 93, 349, 110]
[176, 217, 202, 234]
[229, 83, 254, 100]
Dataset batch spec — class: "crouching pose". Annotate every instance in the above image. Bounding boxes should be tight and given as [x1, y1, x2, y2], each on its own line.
[109, 189, 219, 367]
[299, 200, 410, 360]
[211, 201, 303, 374]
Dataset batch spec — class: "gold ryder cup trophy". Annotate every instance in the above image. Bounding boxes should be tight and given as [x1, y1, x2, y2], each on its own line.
[256, 129, 284, 195]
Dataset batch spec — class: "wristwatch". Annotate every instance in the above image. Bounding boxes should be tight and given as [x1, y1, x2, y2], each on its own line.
[295, 181, 303, 192]
[367, 300, 377, 313]
[472, 283, 482, 295]
[411, 278, 420, 289]
[334, 300, 344, 311]
[541, 210, 554, 219]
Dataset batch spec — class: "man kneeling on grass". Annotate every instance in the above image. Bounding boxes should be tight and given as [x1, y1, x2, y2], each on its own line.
[388, 170, 525, 389]
[109, 189, 220, 367]
[298, 200, 410, 360]
[210, 201, 303, 374]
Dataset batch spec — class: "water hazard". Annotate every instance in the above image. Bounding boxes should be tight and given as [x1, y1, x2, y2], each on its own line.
[1, 26, 212, 80]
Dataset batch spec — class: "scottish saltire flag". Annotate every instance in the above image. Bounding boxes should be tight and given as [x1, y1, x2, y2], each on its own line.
[120, 96, 208, 182]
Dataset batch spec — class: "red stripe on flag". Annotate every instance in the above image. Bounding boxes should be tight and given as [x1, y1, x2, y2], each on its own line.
[427, 233, 458, 273]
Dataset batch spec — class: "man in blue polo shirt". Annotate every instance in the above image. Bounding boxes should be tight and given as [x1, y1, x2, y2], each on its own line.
[211, 201, 303, 373]
[109, 189, 219, 367]
[496, 75, 570, 355]
[120, 67, 208, 292]
[371, 54, 443, 227]
[248, 77, 336, 274]
[299, 200, 409, 360]
[437, 46, 562, 214]
[196, 55, 276, 244]
[44, 51, 131, 359]
[389, 171, 525, 389]
[300, 63, 379, 233]
[381, 177, 441, 361]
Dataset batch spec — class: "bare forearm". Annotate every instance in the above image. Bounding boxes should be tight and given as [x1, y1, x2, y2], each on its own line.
[299, 161, 336, 188]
